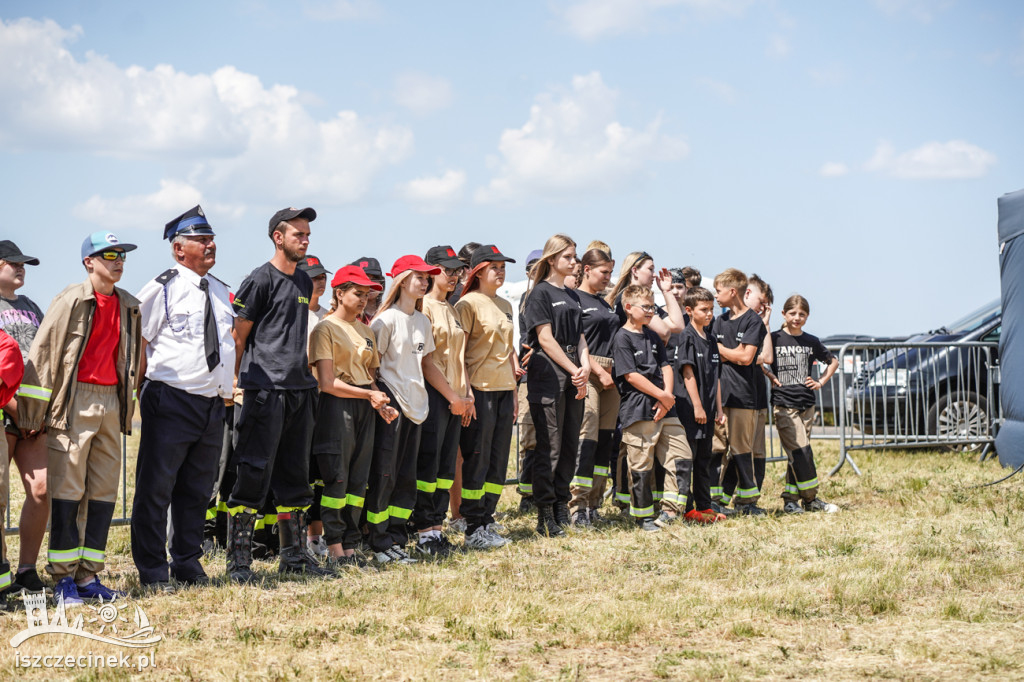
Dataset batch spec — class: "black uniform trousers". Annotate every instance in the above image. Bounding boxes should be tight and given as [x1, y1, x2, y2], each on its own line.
[459, 389, 514, 534]
[413, 385, 461, 530]
[529, 364, 584, 508]
[365, 382, 422, 552]
[312, 391, 375, 549]
[227, 387, 317, 512]
[131, 380, 224, 585]
[686, 434, 714, 512]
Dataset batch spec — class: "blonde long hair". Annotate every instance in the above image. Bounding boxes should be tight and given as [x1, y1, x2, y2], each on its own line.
[605, 251, 652, 306]
[371, 270, 422, 322]
[522, 233, 576, 311]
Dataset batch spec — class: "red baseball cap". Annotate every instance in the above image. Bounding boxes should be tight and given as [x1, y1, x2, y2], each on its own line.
[387, 255, 442, 278]
[331, 265, 384, 291]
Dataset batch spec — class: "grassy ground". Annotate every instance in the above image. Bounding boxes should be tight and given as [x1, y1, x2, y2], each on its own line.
[2, 436, 1023, 680]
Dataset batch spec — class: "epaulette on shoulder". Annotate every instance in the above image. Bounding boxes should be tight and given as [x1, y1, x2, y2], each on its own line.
[155, 268, 179, 285]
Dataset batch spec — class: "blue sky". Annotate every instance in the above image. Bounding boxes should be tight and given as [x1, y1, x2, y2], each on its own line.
[1, 0, 1021, 336]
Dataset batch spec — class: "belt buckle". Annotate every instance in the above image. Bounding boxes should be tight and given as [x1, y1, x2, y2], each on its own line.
[565, 344, 576, 354]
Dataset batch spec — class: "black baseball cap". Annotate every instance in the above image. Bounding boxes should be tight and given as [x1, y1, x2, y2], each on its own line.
[424, 245, 464, 270]
[470, 244, 516, 270]
[298, 255, 330, 278]
[268, 207, 317, 236]
[350, 256, 384, 281]
[0, 240, 39, 266]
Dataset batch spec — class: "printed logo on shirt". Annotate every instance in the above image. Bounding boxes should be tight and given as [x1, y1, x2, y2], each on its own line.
[233, 298, 245, 309]
[415, 342, 425, 352]
[735, 332, 744, 341]
[365, 338, 374, 350]
[634, 350, 645, 357]
[582, 307, 598, 314]
[552, 301, 566, 308]
[298, 296, 310, 305]
[505, 313, 513, 322]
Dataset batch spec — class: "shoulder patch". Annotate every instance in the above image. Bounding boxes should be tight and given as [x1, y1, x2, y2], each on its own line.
[155, 268, 179, 285]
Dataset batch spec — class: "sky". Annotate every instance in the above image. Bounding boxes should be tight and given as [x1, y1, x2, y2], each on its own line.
[0, 0, 1021, 337]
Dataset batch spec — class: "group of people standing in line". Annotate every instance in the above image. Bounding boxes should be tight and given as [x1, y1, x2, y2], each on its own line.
[0, 203, 840, 608]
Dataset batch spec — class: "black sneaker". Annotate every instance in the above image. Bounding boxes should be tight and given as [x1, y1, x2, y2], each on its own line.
[783, 501, 804, 514]
[413, 537, 454, 558]
[12, 568, 45, 593]
[518, 497, 535, 514]
[654, 511, 678, 528]
[803, 498, 839, 514]
[386, 545, 418, 564]
[736, 504, 767, 517]
[710, 501, 737, 517]
[570, 510, 593, 529]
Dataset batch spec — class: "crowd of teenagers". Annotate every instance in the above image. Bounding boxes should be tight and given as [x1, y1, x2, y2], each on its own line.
[0, 204, 841, 608]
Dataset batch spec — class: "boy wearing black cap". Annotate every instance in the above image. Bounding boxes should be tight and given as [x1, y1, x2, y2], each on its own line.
[0, 240, 48, 592]
[19, 231, 141, 604]
[131, 206, 236, 591]
[349, 257, 385, 323]
[298, 254, 331, 558]
[225, 207, 333, 582]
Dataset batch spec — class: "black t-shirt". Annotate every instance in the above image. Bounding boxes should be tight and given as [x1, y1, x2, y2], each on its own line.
[770, 329, 833, 409]
[233, 262, 318, 391]
[713, 308, 767, 410]
[577, 289, 620, 358]
[674, 325, 719, 439]
[524, 281, 583, 351]
[524, 281, 583, 400]
[613, 326, 675, 429]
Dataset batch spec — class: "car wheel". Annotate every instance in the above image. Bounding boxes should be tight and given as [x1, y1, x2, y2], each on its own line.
[927, 391, 989, 453]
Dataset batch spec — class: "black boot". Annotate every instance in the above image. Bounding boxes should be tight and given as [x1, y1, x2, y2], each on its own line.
[277, 512, 336, 578]
[552, 502, 570, 528]
[226, 511, 258, 584]
[535, 505, 565, 537]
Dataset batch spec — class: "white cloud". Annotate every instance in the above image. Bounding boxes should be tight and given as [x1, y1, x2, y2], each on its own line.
[392, 72, 453, 115]
[398, 170, 466, 213]
[300, 0, 380, 21]
[476, 72, 688, 203]
[73, 179, 246, 230]
[559, 0, 753, 40]
[864, 140, 997, 179]
[819, 162, 849, 178]
[696, 77, 737, 103]
[0, 17, 413, 206]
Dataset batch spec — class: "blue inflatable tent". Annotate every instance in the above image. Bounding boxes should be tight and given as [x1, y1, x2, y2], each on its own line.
[997, 188, 1024, 467]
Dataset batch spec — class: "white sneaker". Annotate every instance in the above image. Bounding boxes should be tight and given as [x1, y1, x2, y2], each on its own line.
[447, 518, 467, 534]
[306, 536, 328, 558]
[465, 526, 503, 550]
[485, 522, 507, 535]
[483, 528, 510, 547]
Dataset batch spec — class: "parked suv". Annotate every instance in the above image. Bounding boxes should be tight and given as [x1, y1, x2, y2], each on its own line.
[844, 299, 1001, 450]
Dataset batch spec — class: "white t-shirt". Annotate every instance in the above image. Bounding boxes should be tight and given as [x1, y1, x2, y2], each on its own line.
[370, 307, 435, 424]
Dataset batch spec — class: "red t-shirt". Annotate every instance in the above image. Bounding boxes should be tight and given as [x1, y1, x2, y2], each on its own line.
[78, 291, 120, 386]
[0, 330, 24, 406]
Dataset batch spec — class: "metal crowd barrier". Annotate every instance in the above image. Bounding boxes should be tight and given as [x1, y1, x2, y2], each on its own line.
[831, 341, 1000, 475]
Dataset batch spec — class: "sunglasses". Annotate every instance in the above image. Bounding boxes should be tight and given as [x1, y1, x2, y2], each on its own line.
[96, 250, 127, 261]
[442, 266, 465, 277]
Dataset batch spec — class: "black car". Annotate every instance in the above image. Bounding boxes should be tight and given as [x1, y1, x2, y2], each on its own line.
[844, 300, 1001, 450]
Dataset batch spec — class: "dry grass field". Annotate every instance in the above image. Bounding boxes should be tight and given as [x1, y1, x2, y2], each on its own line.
[2, 436, 1023, 681]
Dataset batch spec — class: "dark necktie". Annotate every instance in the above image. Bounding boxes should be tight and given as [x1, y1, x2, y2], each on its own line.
[200, 279, 219, 371]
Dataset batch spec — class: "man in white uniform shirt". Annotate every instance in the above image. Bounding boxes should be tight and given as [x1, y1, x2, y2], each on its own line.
[130, 205, 236, 591]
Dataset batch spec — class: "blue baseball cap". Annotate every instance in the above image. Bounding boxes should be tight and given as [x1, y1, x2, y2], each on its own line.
[81, 231, 138, 260]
